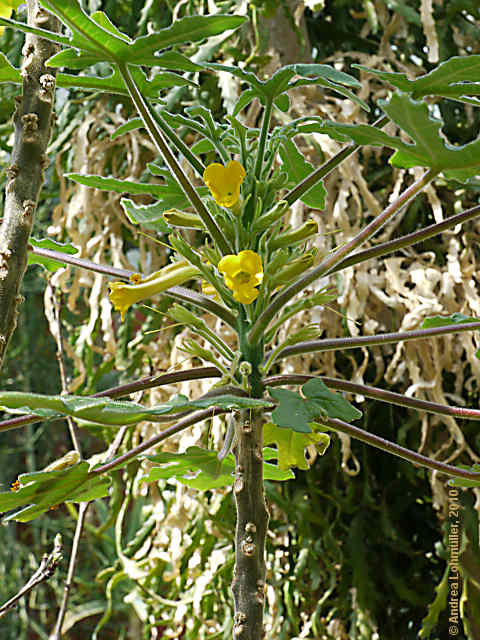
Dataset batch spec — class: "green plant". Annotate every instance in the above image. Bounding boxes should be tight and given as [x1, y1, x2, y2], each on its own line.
[1, 1, 480, 638]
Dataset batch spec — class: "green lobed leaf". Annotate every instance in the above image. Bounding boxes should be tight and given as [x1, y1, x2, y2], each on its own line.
[0, 50, 20, 83]
[28, 237, 78, 272]
[421, 313, 480, 329]
[0, 461, 111, 522]
[39, 0, 130, 59]
[120, 198, 171, 233]
[0, 391, 271, 427]
[268, 378, 361, 433]
[263, 422, 330, 470]
[418, 566, 449, 638]
[354, 55, 480, 102]
[322, 92, 480, 181]
[125, 15, 247, 65]
[141, 445, 293, 490]
[287, 63, 361, 88]
[278, 137, 326, 209]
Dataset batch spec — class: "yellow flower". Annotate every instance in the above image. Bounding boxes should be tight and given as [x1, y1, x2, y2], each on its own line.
[109, 260, 200, 321]
[218, 250, 263, 304]
[203, 160, 246, 207]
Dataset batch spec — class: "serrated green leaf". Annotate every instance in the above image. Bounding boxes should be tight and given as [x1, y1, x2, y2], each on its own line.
[39, 0, 129, 59]
[302, 378, 363, 422]
[418, 566, 449, 638]
[0, 391, 270, 427]
[263, 422, 330, 470]
[354, 55, 480, 102]
[421, 313, 480, 329]
[28, 237, 78, 272]
[125, 15, 247, 65]
[141, 445, 293, 490]
[120, 198, 171, 233]
[278, 138, 326, 209]
[0, 50, 20, 83]
[66, 172, 171, 199]
[268, 378, 361, 433]
[0, 461, 110, 522]
[322, 92, 480, 181]
[288, 63, 361, 88]
[57, 65, 195, 97]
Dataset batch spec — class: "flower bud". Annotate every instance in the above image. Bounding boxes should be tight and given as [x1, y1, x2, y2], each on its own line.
[270, 220, 318, 250]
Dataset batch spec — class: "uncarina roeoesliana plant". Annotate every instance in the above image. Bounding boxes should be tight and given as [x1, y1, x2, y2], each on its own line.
[3, 1, 480, 637]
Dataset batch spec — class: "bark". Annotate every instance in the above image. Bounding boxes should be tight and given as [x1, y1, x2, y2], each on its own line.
[231, 410, 269, 639]
[0, 0, 59, 368]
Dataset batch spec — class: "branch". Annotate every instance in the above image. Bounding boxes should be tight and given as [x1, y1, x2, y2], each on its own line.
[264, 374, 480, 421]
[91, 406, 230, 476]
[0, 366, 222, 433]
[28, 246, 237, 327]
[330, 202, 480, 274]
[0, 0, 60, 368]
[0, 534, 62, 618]
[322, 415, 480, 482]
[271, 321, 480, 361]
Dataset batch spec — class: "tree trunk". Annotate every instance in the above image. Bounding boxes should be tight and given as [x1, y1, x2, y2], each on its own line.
[231, 409, 269, 639]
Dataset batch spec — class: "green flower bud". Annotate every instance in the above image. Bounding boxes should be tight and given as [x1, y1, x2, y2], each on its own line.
[271, 253, 314, 287]
[270, 220, 318, 250]
[251, 200, 289, 233]
[163, 209, 204, 229]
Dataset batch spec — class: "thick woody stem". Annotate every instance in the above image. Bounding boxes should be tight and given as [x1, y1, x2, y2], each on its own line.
[0, 0, 59, 368]
[231, 410, 269, 640]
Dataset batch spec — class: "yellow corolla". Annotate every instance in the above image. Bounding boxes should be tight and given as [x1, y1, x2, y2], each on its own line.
[218, 250, 263, 304]
[109, 261, 199, 321]
[203, 160, 246, 207]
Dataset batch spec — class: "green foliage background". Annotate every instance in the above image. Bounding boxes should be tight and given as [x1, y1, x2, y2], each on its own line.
[1, 0, 479, 638]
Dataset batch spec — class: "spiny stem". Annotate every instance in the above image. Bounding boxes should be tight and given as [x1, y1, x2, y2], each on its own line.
[118, 62, 232, 255]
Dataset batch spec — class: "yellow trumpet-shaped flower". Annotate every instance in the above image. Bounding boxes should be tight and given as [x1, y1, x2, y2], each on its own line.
[203, 160, 246, 207]
[109, 261, 200, 321]
[218, 250, 263, 305]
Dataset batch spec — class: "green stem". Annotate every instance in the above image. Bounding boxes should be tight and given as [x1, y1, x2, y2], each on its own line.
[284, 115, 389, 206]
[249, 168, 438, 344]
[118, 62, 232, 255]
[254, 97, 273, 180]
[155, 110, 205, 177]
